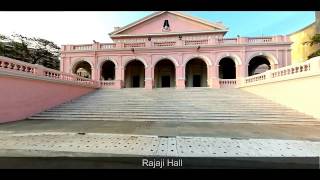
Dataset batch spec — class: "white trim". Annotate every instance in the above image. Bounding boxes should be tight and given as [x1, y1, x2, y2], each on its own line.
[98, 57, 118, 69]
[110, 30, 228, 38]
[71, 59, 93, 74]
[123, 57, 148, 68]
[183, 54, 212, 66]
[153, 56, 179, 67]
[109, 11, 227, 36]
[215, 53, 242, 66]
[246, 52, 279, 66]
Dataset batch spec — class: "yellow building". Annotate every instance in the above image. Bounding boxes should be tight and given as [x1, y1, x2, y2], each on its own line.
[289, 12, 320, 64]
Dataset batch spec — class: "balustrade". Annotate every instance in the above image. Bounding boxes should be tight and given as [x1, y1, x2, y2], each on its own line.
[184, 39, 208, 46]
[62, 35, 288, 52]
[0, 56, 99, 88]
[248, 37, 272, 44]
[100, 80, 116, 87]
[242, 57, 320, 86]
[100, 43, 116, 49]
[219, 79, 237, 88]
[153, 41, 176, 47]
[124, 42, 146, 48]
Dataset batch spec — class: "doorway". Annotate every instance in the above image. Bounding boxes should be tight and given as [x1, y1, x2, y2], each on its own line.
[161, 75, 171, 87]
[193, 75, 201, 87]
[132, 75, 140, 87]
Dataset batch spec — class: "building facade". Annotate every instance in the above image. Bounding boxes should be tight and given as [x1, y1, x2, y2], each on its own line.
[60, 11, 292, 89]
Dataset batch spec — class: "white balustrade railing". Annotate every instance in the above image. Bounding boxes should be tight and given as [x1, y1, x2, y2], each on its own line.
[73, 44, 93, 50]
[245, 73, 267, 84]
[242, 56, 320, 86]
[219, 79, 237, 88]
[100, 43, 116, 49]
[271, 62, 311, 78]
[248, 37, 272, 44]
[0, 56, 100, 88]
[62, 36, 289, 52]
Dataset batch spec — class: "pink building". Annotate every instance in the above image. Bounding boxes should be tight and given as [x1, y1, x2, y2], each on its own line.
[60, 11, 292, 89]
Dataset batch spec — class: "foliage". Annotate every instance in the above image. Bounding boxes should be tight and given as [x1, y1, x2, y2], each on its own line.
[304, 34, 320, 59]
[0, 33, 60, 70]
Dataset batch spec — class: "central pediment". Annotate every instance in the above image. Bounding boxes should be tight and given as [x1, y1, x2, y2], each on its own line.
[109, 11, 228, 38]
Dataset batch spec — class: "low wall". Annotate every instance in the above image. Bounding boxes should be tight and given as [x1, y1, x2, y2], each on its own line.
[0, 56, 99, 123]
[239, 57, 320, 119]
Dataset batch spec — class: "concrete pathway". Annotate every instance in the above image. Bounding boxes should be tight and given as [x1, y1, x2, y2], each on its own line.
[0, 132, 319, 157]
[2, 120, 320, 141]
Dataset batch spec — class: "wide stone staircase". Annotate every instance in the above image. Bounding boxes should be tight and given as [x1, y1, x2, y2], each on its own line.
[27, 88, 320, 125]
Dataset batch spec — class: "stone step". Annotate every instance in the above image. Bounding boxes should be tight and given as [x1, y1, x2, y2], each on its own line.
[37, 111, 310, 118]
[26, 117, 320, 125]
[47, 107, 298, 112]
[27, 88, 319, 125]
[38, 111, 307, 116]
[30, 114, 316, 121]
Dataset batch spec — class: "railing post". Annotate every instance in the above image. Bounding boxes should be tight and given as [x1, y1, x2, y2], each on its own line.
[265, 70, 272, 80]
[93, 42, 100, 50]
[236, 77, 246, 87]
[34, 64, 45, 76]
[309, 56, 320, 72]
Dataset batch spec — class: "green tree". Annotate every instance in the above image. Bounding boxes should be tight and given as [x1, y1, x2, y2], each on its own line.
[304, 34, 320, 59]
[0, 33, 60, 70]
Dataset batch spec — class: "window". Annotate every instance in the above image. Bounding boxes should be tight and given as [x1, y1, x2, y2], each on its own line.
[163, 20, 170, 31]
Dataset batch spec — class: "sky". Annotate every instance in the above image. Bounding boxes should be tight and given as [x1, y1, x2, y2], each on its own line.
[0, 11, 315, 46]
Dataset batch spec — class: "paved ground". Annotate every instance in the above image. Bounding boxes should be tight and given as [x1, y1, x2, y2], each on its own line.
[0, 132, 319, 157]
[1, 120, 320, 158]
[1, 120, 320, 141]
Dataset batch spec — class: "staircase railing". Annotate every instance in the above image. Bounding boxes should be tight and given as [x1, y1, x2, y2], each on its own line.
[0, 56, 100, 88]
[219, 79, 237, 88]
[239, 56, 320, 87]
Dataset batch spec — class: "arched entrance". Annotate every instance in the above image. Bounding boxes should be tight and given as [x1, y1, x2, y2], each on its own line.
[101, 60, 115, 80]
[124, 60, 145, 88]
[185, 58, 208, 87]
[72, 61, 92, 79]
[154, 59, 176, 88]
[248, 56, 271, 76]
[219, 57, 236, 79]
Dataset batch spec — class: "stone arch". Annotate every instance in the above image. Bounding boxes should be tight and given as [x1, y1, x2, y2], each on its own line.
[218, 58, 236, 79]
[215, 54, 242, 79]
[98, 57, 118, 69]
[154, 59, 176, 88]
[183, 55, 212, 67]
[153, 56, 179, 67]
[124, 59, 145, 88]
[100, 60, 116, 81]
[72, 60, 93, 79]
[123, 57, 148, 68]
[246, 52, 278, 67]
[71, 58, 93, 73]
[185, 57, 208, 87]
[215, 54, 242, 66]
